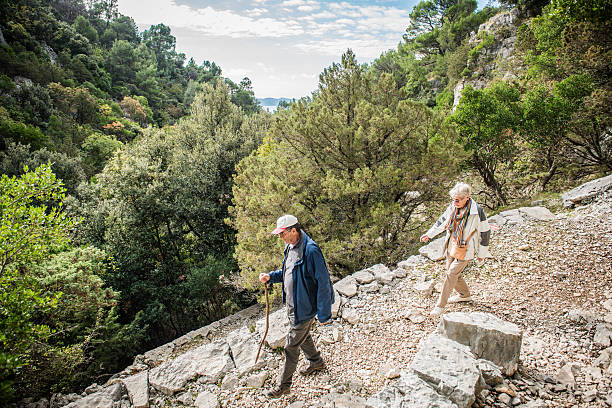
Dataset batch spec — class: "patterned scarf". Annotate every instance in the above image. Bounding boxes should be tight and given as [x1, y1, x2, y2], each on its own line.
[446, 198, 471, 244]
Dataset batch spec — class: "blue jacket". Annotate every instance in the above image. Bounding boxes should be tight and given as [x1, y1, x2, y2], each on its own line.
[269, 232, 334, 325]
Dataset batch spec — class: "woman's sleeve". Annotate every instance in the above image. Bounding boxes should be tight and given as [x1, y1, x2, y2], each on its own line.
[476, 204, 491, 258]
[426, 205, 452, 239]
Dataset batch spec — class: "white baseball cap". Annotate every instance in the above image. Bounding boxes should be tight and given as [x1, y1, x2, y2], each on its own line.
[271, 214, 299, 234]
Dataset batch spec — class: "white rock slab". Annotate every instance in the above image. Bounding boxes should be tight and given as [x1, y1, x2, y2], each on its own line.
[392, 268, 407, 278]
[562, 174, 612, 207]
[149, 340, 233, 395]
[438, 312, 522, 375]
[499, 209, 520, 218]
[411, 334, 481, 408]
[370, 264, 393, 284]
[518, 206, 556, 221]
[226, 327, 267, 375]
[246, 371, 267, 388]
[360, 281, 380, 293]
[594, 323, 612, 347]
[331, 288, 342, 318]
[352, 269, 375, 284]
[334, 276, 358, 298]
[397, 255, 429, 269]
[195, 391, 219, 408]
[367, 371, 458, 408]
[342, 308, 360, 324]
[121, 370, 149, 408]
[487, 214, 506, 227]
[64, 392, 115, 408]
[256, 308, 289, 349]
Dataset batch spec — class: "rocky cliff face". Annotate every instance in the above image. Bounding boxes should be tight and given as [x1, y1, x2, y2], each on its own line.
[453, 8, 522, 108]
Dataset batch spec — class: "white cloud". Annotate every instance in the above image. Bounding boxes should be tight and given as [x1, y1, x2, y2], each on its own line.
[335, 18, 354, 25]
[297, 5, 317, 12]
[246, 8, 268, 17]
[305, 10, 335, 19]
[224, 67, 255, 79]
[281, 0, 307, 6]
[118, 0, 413, 98]
[294, 37, 397, 59]
[119, 0, 303, 38]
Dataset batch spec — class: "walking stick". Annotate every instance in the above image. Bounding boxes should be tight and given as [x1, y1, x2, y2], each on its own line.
[255, 282, 270, 363]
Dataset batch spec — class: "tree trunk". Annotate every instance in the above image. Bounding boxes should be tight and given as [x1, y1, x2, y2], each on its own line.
[541, 163, 557, 190]
[473, 154, 507, 205]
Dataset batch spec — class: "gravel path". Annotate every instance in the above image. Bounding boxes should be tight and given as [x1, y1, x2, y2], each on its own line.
[149, 194, 612, 408]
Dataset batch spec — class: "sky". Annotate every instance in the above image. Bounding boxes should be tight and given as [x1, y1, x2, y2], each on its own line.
[117, 0, 484, 99]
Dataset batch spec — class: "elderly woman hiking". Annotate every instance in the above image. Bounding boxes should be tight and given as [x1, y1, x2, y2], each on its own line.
[420, 183, 491, 316]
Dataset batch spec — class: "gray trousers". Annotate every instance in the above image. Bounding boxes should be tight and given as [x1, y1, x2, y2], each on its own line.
[279, 310, 323, 387]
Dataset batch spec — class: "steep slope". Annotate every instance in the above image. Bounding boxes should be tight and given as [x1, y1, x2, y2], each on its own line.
[40, 176, 612, 408]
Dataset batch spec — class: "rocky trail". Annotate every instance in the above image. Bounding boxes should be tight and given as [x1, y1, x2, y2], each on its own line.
[29, 176, 612, 408]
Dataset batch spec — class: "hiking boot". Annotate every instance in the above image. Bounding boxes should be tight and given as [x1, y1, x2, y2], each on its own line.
[265, 385, 290, 398]
[429, 306, 445, 316]
[448, 295, 472, 303]
[299, 361, 326, 376]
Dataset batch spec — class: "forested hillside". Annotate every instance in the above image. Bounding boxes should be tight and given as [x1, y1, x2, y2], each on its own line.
[0, 0, 265, 402]
[1, 0, 610, 404]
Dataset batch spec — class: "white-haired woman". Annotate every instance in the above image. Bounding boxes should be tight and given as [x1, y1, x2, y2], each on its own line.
[420, 183, 491, 316]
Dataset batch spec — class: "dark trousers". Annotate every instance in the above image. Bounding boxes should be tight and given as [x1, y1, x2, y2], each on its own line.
[279, 310, 323, 387]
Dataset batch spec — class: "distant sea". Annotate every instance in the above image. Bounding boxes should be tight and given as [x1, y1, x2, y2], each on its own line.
[257, 97, 292, 113]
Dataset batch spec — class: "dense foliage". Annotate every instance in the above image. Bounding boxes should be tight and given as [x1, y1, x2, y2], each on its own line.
[230, 51, 459, 284]
[71, 80, 270, 347]
[0, 0, 260, 182]
[0, 0, 264, 401]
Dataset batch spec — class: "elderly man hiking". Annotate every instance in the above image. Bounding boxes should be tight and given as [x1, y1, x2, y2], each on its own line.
[259, 214, 335, 398]
[420, 183, 491, 317]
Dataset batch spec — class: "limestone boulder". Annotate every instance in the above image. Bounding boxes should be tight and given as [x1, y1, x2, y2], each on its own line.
[476, 360, 503, 387]
[246, 371, 267, 388]
[342, 308, 360, 324]
[226, 327, 266, 375]
[360, 281, 380, 293]
[499, 209, 520, 218]
[397, 255, 429, 270]
[567, 309, 598, 325]
[335, 276, 358, 298]
[331, 288, 342, 318]
[594, 323, 612, 347]
[562, 174, 612, 207]
[353, 269, 375, 284]
[410, 334, 482, 408]
[64, 393, 114, 408]
[438, 312, 522, 375]
[518, 206, 556, 221]
[487, 214, 506, 227]
[256, 308, 289, 349]
[150, 340, 234, 394]
[419, 237, 446, 261]
[370, 264, 394, 284]
[413, 279, 436, 297]
[367, 371, 458, 408]
[556, 363, 578, 386]
[64, 384, 124, 408]
[195, 391, 219, 408]
[121, 371, 149, 408]
[392, 268, 407, 279]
